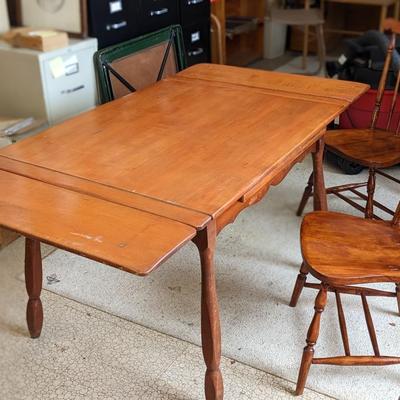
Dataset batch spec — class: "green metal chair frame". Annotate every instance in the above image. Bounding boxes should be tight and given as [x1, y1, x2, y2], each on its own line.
[94, 25, 187, 104]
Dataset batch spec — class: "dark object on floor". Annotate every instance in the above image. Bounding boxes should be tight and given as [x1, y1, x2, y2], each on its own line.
[336, 157, 364, 175]
[290, 205, 400, 396]
[329, 29, 400, 89]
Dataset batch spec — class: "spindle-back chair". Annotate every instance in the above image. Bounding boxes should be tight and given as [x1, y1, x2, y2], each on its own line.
[292, 200, 400, 395]
[297, 18, 400, 219]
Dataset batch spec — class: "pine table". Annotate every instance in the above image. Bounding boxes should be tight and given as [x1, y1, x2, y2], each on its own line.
[0, 64, 368, 399]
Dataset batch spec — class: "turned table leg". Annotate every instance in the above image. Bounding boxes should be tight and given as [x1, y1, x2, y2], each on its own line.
[25, 238, 43, 339]
[312, 137, 328, 212]
[193, 221, 223, 400]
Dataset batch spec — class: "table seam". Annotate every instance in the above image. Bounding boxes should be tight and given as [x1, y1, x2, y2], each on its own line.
[0, 155, 210, 230]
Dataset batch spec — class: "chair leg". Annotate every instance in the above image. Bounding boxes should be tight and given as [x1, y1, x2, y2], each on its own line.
[297, 172, 314, 216]
[302, 25, 309, 70]
[365, 168, 376, 219]
[296, 284, 328, 396]
[290, 263, 309, 307]
[315, 24, 326, 76]
[396, 283, 400, 316]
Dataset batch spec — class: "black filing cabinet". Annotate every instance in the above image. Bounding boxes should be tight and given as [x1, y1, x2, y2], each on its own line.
[182, 20, 210, 66]
[180, 0, 210, 66]
[138, 0, 179, 34]
[88, 0, 210, 66]
[88, 0, 140, 49]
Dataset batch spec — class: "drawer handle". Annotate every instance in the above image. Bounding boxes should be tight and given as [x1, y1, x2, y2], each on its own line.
[150, 8, 168, 16]
[188, 0, 204, 4]
[188, 48, 204, 57]
[61, 85, 85, 95]
[106, 21, 128, 31]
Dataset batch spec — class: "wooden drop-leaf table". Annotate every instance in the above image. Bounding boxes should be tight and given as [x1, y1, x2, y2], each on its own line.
[0, 64, 368, 399]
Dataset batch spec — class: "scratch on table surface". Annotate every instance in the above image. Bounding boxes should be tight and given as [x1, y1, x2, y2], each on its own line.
[70, 232, 104, 243]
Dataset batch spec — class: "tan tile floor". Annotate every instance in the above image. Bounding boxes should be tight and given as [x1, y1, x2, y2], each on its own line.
[0, 239, 335, 400]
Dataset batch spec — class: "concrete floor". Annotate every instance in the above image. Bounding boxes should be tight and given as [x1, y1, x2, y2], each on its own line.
[0, 238, 334, 400]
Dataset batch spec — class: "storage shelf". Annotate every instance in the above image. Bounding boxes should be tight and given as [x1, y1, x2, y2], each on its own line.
[226, 16, 260, 40]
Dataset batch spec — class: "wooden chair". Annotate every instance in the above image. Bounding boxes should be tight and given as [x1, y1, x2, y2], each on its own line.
[290, 202, 400, 396]
[94, 25, 186, 104]
[297, 18, 400, 220]
[269, 0, 326, 74]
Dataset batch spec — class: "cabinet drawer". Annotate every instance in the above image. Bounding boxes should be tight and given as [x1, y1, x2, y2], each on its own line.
[138, 0, 179, 34]
[88, 0, 140, 49]
[180, 0, 210, 26]
[183, 22, 210, 66]
[43, 48, 97, 124]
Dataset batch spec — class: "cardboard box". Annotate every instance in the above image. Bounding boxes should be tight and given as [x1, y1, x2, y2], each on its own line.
[3, 27, 69, 52]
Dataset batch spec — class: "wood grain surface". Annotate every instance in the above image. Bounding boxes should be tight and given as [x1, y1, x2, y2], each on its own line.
[0, 66, 367, 220]
[180, 64, 368, 104]
[0, 169, 195, 276]
[326, 128, 400, 168]
[301, 211, 400, 285]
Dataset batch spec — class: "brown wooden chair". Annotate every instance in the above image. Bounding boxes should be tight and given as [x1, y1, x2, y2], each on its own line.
[290, 202, 400, 396]
[297, 18, 400, 219]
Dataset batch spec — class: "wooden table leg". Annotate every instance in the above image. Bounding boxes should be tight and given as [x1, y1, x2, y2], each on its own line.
[193, 221, 223, 400]
[25, 238, 43, 339]
[312, 137, 328, 211]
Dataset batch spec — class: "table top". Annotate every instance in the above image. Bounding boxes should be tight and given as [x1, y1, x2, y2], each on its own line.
[0, 64, 368, 275]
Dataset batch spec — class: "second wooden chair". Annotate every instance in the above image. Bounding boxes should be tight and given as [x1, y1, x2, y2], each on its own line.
[291, 201, 400, 395]
[297, 18, 400, 219]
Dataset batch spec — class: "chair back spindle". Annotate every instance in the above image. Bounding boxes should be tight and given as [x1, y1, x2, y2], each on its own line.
[394, 68, 400, 135]
[371, 33, 396, 131]
[387, 69, 400, 132]
[392, 201, 400, 226]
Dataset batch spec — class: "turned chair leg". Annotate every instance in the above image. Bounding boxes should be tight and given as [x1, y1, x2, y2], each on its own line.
[365, 168, 376, 219]
[297, 172, 314, 216]
[290, 263, 309, 307]
[296, 283, 328, 396]
[25, 238, 43, 339]
[396, 283, 400, 316]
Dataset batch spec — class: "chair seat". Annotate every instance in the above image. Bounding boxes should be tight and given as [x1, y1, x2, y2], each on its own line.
[301, 211, 400, 285]
[325, 128, 400, 168]
[270, 8, 324, 26]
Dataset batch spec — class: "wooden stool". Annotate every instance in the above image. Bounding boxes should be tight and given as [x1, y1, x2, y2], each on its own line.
[290, 205, 400, 395]
[270, 2, 326, 74]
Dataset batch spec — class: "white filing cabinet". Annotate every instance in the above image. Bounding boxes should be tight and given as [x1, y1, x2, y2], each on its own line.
[0, 38, 98, 125]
